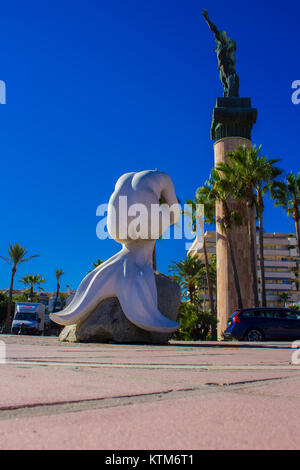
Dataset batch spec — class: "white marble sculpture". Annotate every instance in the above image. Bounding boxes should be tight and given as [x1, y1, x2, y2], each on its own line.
[50, 170, 180, 333]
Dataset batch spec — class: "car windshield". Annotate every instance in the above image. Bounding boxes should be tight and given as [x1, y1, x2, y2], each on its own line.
[15, 312, 37, 321]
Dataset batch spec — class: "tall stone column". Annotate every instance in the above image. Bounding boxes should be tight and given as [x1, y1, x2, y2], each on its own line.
[211, 97, 258, 340]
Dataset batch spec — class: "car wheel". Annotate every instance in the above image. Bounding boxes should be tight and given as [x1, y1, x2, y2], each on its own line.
[245, 328, 264, 342]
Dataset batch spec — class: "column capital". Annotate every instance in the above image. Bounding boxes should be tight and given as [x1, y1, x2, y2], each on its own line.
[211, 97, 257, 141]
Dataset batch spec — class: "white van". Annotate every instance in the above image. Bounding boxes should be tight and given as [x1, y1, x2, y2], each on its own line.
[12, 303, 45, 335]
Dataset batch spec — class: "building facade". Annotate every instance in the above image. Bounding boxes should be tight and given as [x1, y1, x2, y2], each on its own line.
[189, 231, 300, 308]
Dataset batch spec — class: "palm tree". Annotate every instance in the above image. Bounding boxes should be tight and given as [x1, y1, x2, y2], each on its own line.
[0, 244, 39, 331]
[271, 172, 300, 254]
[53, 269, 64, 313]
[219, 145, 283, 307]
[186, 186, 217, 337]
[37, 276, 46, 293]
[217, 145, 264, 307]
[279, 292, 290, 307]
[87, 259, 105, 274]
[169, 255, 205, 303]
[207, 169, 244, 309]
[195, 185, 217, 317]
[255, 157, 282, 306]
[92, 259, 105, 269]
[20, 274, 46, 300]
[196, 254, 217, 310]
[19, 274, 33, 297]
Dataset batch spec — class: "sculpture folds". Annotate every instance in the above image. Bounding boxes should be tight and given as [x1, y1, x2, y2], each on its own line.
[50, 170, 180, 333]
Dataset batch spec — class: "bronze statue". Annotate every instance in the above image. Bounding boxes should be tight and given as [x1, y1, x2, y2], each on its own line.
[203, 9, 239, 97]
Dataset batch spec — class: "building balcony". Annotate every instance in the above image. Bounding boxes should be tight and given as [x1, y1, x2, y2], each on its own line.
[263, 260, 297, 268]
[264, 283, 296, 291]
[256, 237, 298, 246]
[258, 271, 295, 279]
[263, 249, 297, 257]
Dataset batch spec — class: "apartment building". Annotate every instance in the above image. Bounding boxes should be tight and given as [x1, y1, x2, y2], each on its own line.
[189, 231, 300, 307]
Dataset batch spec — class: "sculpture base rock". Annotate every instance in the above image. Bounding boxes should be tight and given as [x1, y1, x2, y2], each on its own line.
[59, 272, 181, 344]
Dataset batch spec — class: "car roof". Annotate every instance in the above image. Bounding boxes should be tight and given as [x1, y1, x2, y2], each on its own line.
[240, 307, 295, 311]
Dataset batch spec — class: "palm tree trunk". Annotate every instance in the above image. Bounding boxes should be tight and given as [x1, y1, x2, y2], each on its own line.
[226, 228, 243, 309]
[292, 199, 300, 254]
[295, 219, 300, 255]
[188, 283, 194, 303]
[53, 283, 60, 313]
[5, 267, 16, 331]
[258, 211, 266, 307]
[203, 238, 217, 339]
[247, 205, 259, 307]
[293, 204, 300, 292]
[223, 201, 243, 309]
[152, 243, 157, 271]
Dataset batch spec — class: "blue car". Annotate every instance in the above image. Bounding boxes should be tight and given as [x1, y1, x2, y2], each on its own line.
[224, 307, 300, 341]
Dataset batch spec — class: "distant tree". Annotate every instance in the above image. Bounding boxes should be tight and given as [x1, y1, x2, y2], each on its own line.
[20, 274, 46, 300]
[0, 244, 39, 331]
[93, 259, 105, 269]
[88, 259, 105, 273]
[59, 292, 68, 309]
[196, 184, 216, 312]
[185, 190, 217, 338]
[0, 293, 9, 328]
[169, 255, 205, 303]
[279, 292, 290, 306]
[271, 171, 300, 254]
[53, 269, 64, 313]
[12, 293, 30, 303]
[254, 156, 282, 306]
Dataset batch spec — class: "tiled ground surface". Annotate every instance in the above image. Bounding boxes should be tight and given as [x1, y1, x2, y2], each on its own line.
[0, 335, 299, 449]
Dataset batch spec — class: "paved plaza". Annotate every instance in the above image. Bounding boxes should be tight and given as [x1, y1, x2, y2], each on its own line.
[0, 335, 300, 450]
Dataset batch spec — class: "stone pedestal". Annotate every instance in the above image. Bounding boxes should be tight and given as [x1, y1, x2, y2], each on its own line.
[59, 273, 181, 344]
[211, 97, 257, 340]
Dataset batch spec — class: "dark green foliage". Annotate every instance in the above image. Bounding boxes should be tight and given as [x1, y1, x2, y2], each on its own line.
[0, 293, 10, 327]
[0, 304, 7, 327]
[289, 304, 300, 311]
[169, 255, 206, 303]
[173, 298, 217, 341]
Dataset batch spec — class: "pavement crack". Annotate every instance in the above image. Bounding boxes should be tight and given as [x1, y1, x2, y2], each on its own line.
[205, 376, 290, 388]
[0, 387, 199, 421]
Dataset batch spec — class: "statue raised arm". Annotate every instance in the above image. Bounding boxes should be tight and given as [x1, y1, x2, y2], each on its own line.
[202, 9, 222, 43]
[202, 9, 239, 97]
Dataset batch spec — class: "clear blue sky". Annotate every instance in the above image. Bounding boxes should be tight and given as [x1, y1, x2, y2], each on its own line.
[0, 0, 299, 292]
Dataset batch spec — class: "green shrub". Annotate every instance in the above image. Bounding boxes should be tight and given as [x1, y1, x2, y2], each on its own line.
[288, 304, 300, 311]
[172, 300, 217, 341]
[0, 294, 9, 327]
[0, 302, 7, 327]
